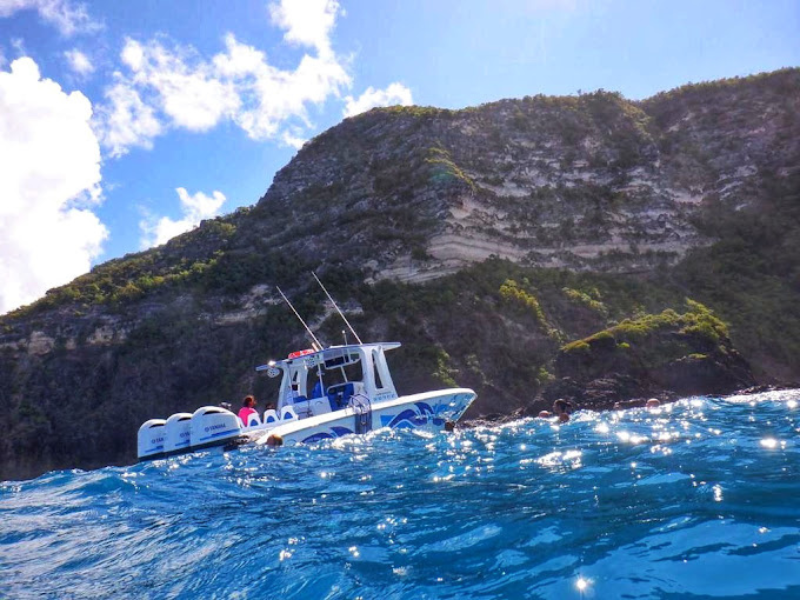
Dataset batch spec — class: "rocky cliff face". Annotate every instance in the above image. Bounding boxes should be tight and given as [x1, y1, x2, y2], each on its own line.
[253, 69, 798, 282]
[1, 68, 798, 480]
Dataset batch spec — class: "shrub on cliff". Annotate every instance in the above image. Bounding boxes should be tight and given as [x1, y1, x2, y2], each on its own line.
[554, 300, 753, 402]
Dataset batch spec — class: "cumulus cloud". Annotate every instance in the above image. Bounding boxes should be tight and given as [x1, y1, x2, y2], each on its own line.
[281, 130, 307, 150]
[0, 0, 100, 36]
[0, 57, 106, 314]
[268, 0, 340, 55]
[140, 188, 226, 248]
[119, 38, 241, 132]
[343, 82, 413, 118]
[94, 79, 162, 157]
[64, 48, 93, 76]
[95, 1, 351, 157]
[217, 33, 350, 140]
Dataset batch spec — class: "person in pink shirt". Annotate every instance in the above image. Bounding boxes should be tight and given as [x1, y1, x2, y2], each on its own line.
[238, 395, 258, 426]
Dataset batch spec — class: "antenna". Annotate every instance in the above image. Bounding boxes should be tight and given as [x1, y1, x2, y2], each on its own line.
[276, 286, 323, 350]
[312, 271, 363, 344]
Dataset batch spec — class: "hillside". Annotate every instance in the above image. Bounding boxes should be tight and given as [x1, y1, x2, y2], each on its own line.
[1, 68, 799, 480]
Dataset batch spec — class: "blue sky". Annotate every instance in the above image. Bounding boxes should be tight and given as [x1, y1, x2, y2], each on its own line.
[0, 0, 798, 314]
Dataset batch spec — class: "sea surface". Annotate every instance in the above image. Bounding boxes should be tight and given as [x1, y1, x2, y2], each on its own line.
[2, 390, 799, 599]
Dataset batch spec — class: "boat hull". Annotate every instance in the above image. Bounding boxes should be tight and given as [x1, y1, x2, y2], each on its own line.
[138, 388, 476, 460]
[256, 388, 476, 446]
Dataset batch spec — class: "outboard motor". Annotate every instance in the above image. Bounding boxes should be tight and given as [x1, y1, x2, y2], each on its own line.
[190, 406, 242, 450]
[137, 419, 167, 460]
[164, 413, 193, 455]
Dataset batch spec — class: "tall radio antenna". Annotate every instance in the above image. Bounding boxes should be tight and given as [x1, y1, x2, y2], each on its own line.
[276, 286, 323, 350]
[312, 272, 363, 345]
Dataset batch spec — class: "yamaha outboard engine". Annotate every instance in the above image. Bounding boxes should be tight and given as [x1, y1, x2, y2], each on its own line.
[190, 406, 242, 450]
[164, 413, 193, 455]
[137, 419, 167, 460]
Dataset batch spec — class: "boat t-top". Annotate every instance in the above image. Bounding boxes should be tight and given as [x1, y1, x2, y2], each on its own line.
[137, 278, 476, 460]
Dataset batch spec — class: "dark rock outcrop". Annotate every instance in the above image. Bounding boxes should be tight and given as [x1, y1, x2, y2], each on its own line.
[543, 304, 755, 410]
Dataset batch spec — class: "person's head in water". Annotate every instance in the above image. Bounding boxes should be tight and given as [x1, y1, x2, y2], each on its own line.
[242, 395, 256, 408]
[553, 399, 572, 422]
[538, 410, 552, 419]
[646, 398, 661, 409]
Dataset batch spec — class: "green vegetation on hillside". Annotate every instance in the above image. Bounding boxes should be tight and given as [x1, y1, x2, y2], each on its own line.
[426, 147, 476, 190]
[561, 299, 729, 367]
[672, 169, 800, 378]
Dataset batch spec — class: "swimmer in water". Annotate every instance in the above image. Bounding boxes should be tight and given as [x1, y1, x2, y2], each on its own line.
[553, 399, 574, 422]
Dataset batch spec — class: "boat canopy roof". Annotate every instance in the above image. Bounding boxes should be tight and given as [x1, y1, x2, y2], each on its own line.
[256, 342, 401, 373]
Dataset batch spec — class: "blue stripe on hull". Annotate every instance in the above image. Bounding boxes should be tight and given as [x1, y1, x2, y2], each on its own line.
[302, 426, 355, 444]
[379, 394, 472, 430]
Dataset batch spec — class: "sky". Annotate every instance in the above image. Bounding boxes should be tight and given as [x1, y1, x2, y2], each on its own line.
[0, 0, 798, 315]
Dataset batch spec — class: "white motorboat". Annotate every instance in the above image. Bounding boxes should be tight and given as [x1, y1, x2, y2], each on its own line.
[137, 341, 476, 459]
[137, 277, 476, 460]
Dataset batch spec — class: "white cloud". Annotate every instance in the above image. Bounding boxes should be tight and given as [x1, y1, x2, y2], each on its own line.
[120, 38, 241, 132]
[343, 82, 413, 118]
[140, 188, 226, 248]
[94, 78, 162, 157]
[95, 1, 351, 156]
[64, 48, 93, 76]
[11, 37, 26, 55]
[0, 0, 100, 36]
[0, 56, 106, 315]
[218, 34, 350, 140]
[120, 38, 144, 72]
[268, 0, 340, 55]
[281, 130, 307, 150]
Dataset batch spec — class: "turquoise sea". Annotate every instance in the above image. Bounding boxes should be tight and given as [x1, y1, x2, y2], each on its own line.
[2, 390, 799, 599]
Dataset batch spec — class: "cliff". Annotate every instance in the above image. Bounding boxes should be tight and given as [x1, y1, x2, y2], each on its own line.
[1, 68, 798, 479]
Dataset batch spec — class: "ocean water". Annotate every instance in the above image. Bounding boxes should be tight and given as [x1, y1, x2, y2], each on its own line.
[2, 390, 799, 599]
